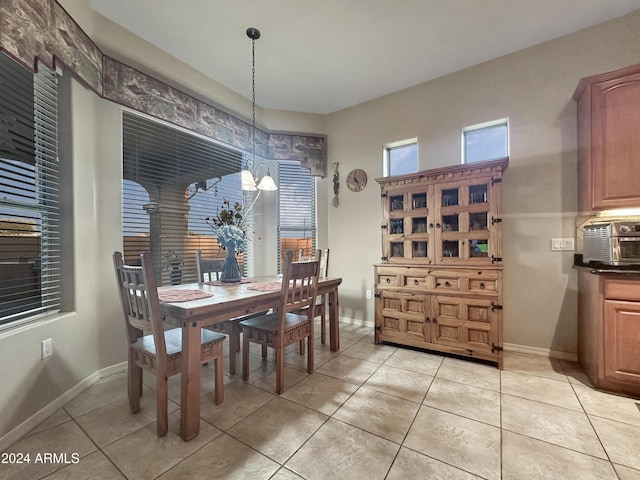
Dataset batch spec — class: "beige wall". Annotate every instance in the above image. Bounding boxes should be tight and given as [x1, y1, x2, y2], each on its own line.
[2, 1, 640, 441]
[323, 10, 640, 355]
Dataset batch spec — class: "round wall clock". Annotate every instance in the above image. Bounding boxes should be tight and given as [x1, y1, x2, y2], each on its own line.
[346, 168, 367, 192]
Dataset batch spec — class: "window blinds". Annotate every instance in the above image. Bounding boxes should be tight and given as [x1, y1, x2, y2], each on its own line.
[122, 111, 246, 285]
[277, 160, 316, 271]
[0, 53, 60, 325]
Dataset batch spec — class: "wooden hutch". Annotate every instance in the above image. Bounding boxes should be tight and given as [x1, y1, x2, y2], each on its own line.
[374, 158, 507, 367]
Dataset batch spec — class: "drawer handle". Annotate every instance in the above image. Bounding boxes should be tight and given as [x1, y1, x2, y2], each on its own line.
[386, 278, 391, 283]
[445, 281, 451, 287]
[436, 223, 441, 229]
[429, 223, 434, 228]
[479, 283, 485, 289]
[436, 282, 441, 287]
[414, 279, 419, 285]
[432, 318, 438, 324]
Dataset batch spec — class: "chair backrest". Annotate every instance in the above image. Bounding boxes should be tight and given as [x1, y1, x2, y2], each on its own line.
[113, 251, 167, 357]
[196, 249, 225, 283]
[318, 248, 329, 278]
[278, 249, 320, 323]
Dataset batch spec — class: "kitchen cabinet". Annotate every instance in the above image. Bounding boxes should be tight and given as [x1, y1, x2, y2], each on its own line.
[574, 63, 640, 212]
[375, 158, 507, 367]
[578, 271, 640, 396]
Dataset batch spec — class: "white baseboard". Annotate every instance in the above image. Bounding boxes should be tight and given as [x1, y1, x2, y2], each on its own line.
[503, 342, 578, 362]
[0, 362, 127, 452]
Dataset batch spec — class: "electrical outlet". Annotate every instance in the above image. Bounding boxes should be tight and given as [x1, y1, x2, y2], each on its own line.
[366, 289, 372, 299]
[41, 338, 52, 359]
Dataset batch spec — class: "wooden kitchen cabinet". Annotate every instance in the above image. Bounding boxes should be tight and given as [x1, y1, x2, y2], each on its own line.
[574, 63, 640, 212]
[375, 159, 507, 367]
[578, 271, 640, 396]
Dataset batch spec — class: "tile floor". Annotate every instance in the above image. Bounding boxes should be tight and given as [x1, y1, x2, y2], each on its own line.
[3, 320, 640, 480]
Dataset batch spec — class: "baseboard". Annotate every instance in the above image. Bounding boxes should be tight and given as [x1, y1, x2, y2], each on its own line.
[503, 342, 578, 362]
[0, 362, 127, 452]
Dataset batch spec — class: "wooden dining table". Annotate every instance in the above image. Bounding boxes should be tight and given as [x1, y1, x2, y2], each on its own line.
[159, 274, 343, 441]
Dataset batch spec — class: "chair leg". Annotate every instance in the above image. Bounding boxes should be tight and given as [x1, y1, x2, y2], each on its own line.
[307, 332, 314, 373]
[320, 307, 326, 345]
[275, 345, 284, 394]
[242, 330, 250, 381]
[214, 347, 224, 405]
[156, 376, 169, 436]
[262, 344, 267, 358]
[299, 339, 305, 355]
[128, 355, 142, 413]
[229, 322, 239, 375]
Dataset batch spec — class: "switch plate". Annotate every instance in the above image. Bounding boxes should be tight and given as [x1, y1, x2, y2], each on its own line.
[551, 238, 575, 251]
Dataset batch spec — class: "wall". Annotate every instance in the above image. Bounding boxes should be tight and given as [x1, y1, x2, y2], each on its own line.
[323, 10, 640, 355]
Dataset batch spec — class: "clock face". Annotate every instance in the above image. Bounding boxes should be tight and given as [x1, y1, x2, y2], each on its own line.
[346, 169, 367, 192]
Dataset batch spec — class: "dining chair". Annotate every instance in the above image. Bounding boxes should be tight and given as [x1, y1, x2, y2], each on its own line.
[195, 249, 265, 374]
[113, 251, 225, 436]
[240, 249, 320, 394]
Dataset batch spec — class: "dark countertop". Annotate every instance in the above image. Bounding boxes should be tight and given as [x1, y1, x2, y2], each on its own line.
[573, 255, 640, 275]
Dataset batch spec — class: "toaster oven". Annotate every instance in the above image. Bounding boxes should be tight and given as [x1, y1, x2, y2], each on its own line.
[583, 222, 640, 266]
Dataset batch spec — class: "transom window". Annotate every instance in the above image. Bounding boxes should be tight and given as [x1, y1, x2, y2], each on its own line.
[384, 139, 418, 176]
[462, 119, 509, 164]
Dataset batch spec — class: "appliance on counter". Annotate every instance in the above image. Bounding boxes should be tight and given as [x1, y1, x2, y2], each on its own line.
[583, 221, 640, 266]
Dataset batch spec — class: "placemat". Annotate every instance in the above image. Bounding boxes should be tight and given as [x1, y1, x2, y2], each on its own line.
[247, 281, 283, 292]
[158, 289, 213, 303]
[206, 278, 256, 286]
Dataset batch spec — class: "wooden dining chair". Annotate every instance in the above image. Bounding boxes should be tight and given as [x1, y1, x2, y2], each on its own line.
[113, 251, 225, 436]
[195, 249, 225, 282]
[240, 249, 320, 394]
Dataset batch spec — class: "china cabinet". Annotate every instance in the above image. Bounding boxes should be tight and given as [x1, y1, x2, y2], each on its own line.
[375, 158, 507, 367]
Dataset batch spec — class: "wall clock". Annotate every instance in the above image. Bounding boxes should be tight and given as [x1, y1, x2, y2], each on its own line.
[346, 168, 367, 192]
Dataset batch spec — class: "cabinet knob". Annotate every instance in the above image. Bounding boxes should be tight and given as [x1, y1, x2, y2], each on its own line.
[432, 318, 438, 324]
[445, 281, 451, 287]
[436, 223, 441, 229]
[414, 279, 419, 285]
[386, 278, 391, 283]
[479, 283, 485, 289]
[436, 282, 441, 287]
[429, 223, 434, 228]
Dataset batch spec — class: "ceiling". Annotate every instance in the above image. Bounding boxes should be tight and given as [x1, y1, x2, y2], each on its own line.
[90, 0, 640, 115]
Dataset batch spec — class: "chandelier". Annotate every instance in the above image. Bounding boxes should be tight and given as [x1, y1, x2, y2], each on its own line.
[241, 27, 277, 191]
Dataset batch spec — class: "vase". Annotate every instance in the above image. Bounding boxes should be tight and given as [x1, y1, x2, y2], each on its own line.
[220, 244, 241, 282]
[169, 265, 182, 285]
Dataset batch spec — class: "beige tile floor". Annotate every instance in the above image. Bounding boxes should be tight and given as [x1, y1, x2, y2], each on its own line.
[3, 320, 640, 480]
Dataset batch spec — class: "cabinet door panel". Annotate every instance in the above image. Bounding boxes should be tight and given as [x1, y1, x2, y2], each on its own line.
[377, 290, 429, 343]
[603, 300, 640, 385]
[431, 296, 497, 354]
[591, 75, 640, 209]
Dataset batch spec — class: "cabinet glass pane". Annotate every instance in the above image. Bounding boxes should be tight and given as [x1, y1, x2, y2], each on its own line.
[469, 212, 488, 231]
[442, 240, 459, 258]
[412, 217, 427, 233]
[442, 214, 459, 232]
[391, 219, 404, 234]
[390, 195, 404, 211]
[442, 189, 459, 207]
[391, 242, 404, 257]
[412, 193, 427, 209]
[412, 241, 428, 258]
[470, 239, 489, 257]
[469, 184, 487, 204]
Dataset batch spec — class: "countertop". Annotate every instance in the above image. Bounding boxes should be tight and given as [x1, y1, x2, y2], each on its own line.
[573, 255, 640, 275]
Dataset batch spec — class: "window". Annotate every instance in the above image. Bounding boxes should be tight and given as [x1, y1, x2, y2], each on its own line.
[277, 161, 316, 271]
[122, 111, 248, 285]
[463, 119, 509, 164]
[383, 139, 418, 176]
[0, 53, 60, 326]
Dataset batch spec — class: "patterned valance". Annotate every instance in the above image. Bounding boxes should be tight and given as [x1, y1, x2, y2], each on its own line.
[0, 0, 326, 176]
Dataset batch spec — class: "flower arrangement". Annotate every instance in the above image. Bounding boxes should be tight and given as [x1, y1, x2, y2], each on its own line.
[205, 200, 246, 253]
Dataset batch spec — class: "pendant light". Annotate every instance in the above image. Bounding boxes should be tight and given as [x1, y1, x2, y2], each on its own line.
[241, 27, 277, 191]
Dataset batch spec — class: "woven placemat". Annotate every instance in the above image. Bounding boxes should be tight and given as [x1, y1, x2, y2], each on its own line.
[205, 278, 256, 286]
[158, 289, 213, 303]
[247, 281, 283, 292]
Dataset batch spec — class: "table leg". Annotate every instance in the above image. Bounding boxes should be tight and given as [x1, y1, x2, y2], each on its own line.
[229, 321, 240, 375]
[329, 288, 340, 351]
[180, 320, 202, 441]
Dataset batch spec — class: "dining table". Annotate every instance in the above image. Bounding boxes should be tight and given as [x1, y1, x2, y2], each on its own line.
[158, 274, 343, 441]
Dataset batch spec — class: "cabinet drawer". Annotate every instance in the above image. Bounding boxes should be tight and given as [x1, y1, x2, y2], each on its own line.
[469, 278, 498, 293]
[604, 278, 640, 302]
[377, 274, 398, 286]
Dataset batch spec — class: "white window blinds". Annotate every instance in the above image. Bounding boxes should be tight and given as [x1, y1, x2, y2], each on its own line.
[277, 161, 316, 271]
[0, 53, 60, 325]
